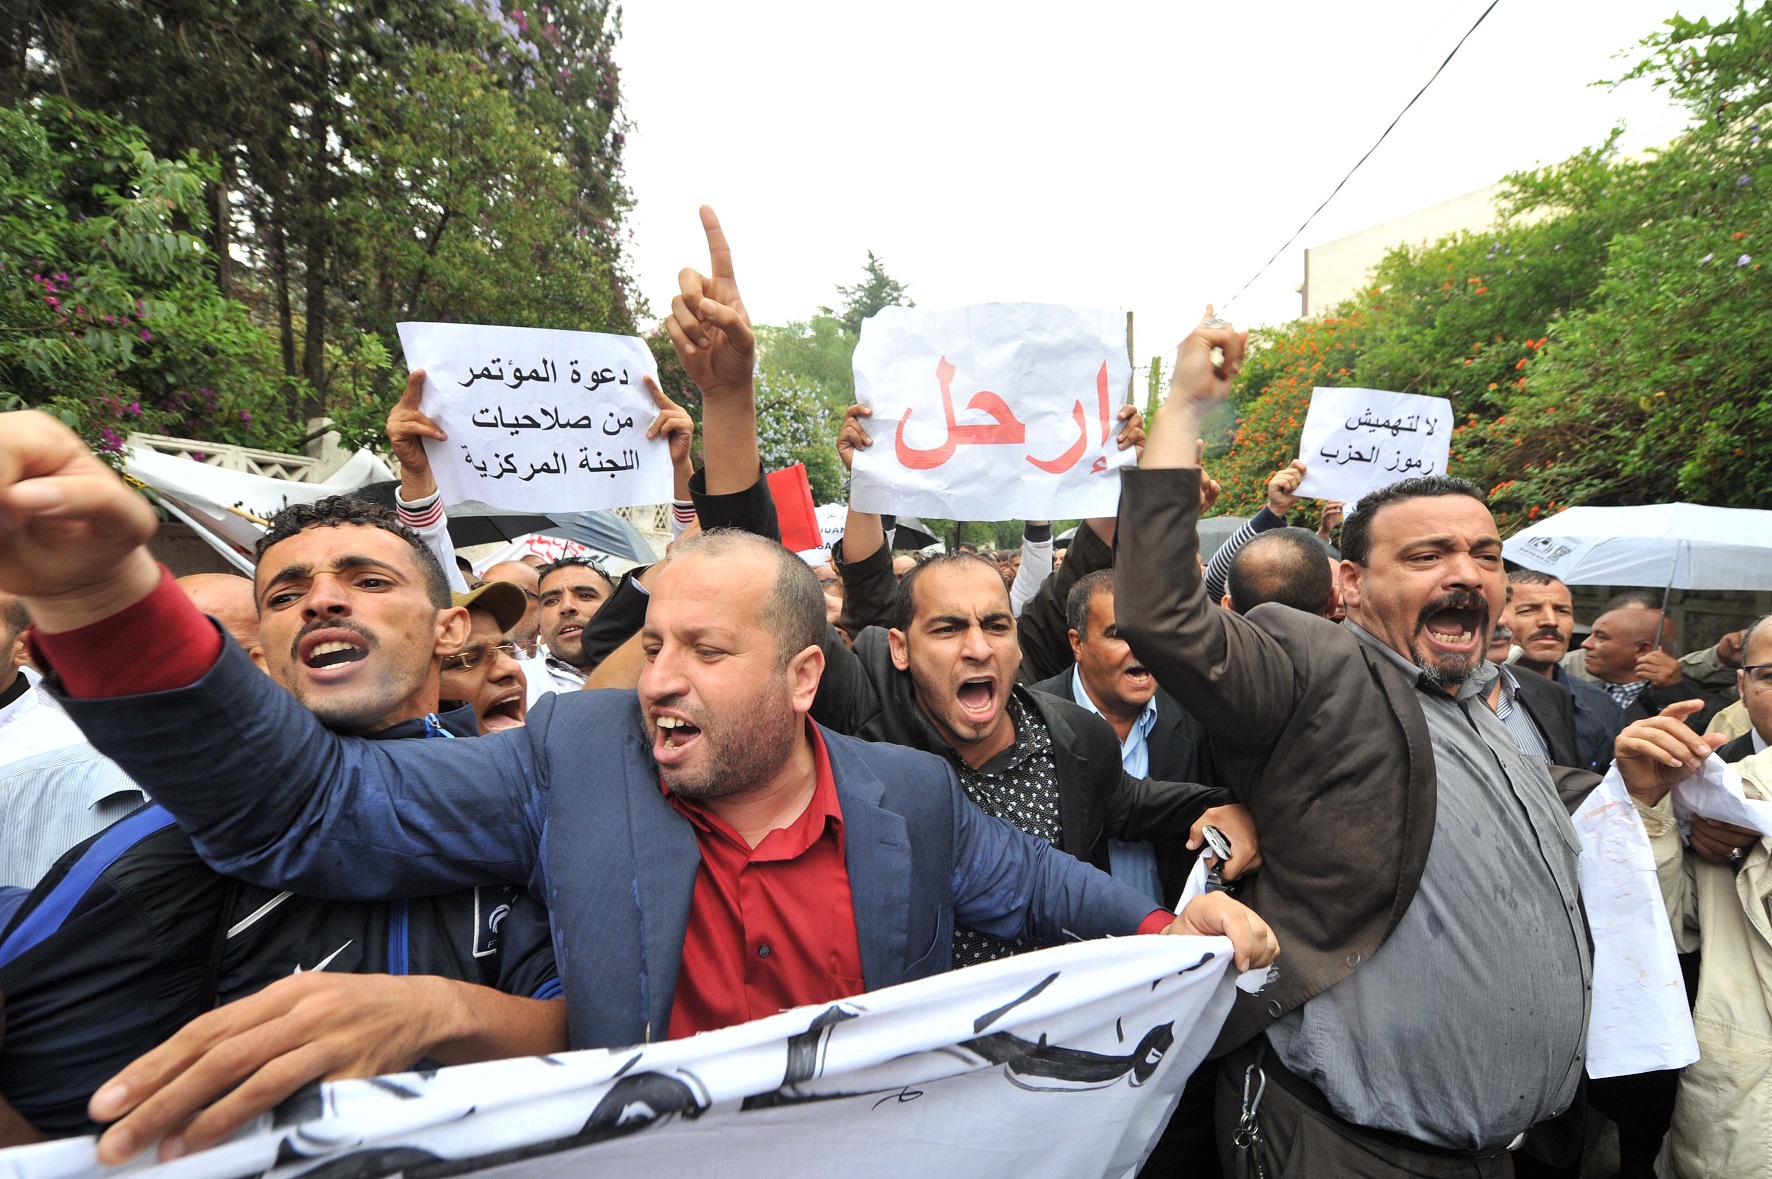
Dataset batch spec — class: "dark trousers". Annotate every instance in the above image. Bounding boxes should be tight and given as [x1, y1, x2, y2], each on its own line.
[1213, 1041, 1513, 1179]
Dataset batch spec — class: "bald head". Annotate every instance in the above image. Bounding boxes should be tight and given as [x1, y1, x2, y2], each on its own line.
[666, 529, 826, 665]
[178, 573, 261, 652]
[1227, 528, 1335, 617]
[1582, 605, 1675, 684]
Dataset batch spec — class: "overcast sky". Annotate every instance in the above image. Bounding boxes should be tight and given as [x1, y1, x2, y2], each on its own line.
[613, 0, 1736, 375]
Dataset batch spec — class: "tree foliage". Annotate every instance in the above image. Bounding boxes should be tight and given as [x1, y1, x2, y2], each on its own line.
[831, 251, 913, 336]
[1211, 3, 1772, 530]
[0, 0, 634, 453]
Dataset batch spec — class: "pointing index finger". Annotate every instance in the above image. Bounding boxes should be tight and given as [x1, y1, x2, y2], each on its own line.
[700, 205, 736, 282]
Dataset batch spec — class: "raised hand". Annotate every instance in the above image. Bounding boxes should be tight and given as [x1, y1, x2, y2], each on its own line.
[664, 206, 754, 396]
[386, 369, 445, 500]
[0, 410, 160, 631]
[837, 403, 873, 471]
[1169, 305, 1249, 410]
[643, 375, 696, 500]
[1266, 459, 1307, 517]
[1318, 501, 1345, 541]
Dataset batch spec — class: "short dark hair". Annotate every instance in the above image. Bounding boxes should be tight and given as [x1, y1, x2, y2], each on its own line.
[1507, 568, 1563, 588]
[1228, 528, 1334, 615]
[1, 595, 27, 637]
[1741, 613, 1772, 662]
[671, 529, 824, 666]
[537, 555, 614, 587]
[255, 496, 451, 609]
[1338, 476, 1488, 566]
[1066, 569, 1115, 639]
[891, 552, 1007, 631]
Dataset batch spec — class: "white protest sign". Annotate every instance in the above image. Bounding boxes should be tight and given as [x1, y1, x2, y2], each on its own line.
[1571, 768, 1699, 1079]
[851, 304, 1134, 521]
[1294, 387, 1453, 505]
[3, 937, 1237, 1179]
[397, 322, 672, 515]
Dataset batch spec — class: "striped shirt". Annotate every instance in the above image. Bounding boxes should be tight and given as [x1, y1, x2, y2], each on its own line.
[0, 669, 147, 889]
[1493, 664, 1552, 762]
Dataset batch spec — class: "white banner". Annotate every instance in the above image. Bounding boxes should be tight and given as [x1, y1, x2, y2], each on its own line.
[3, 938, 1236, 1179]
[1571, 768, 1699, 1079]
[1294, 387, 1453, 506]
[397, 322, 673, 515]
[850, 304, 1134, 521]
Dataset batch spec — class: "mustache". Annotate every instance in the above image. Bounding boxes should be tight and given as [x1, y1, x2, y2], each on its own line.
[1415, 590, 1491, 636]
[290, 617, 379, 664]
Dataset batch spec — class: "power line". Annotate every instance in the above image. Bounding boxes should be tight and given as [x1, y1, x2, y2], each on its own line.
[1219, 0, 1503, 315]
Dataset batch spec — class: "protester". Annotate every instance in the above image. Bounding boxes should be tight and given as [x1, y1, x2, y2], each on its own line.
[820, 403, 1253, 965]
[441, 581, 530, 734]
[1221, 527, 1336, 617]
[1120, 309, 1598, 1177]
[534, 554, 615, 688]
[0, 590, 146, 889]
[1562, 588, 1745, 701]
[1580, 604, 1725, 728]
[1029, 569, 1217, 907]
[1201, 459, 1306, 604]
[175, 573, 260, 652]
[481, 560, 543, 650]
[0, 210, 1278, 1166]
[1713, 613, 1770, 762]
[1507, 569, 1630, 773]
[1613, 702, 1767, 1179]
[0, 497, 562, 1158]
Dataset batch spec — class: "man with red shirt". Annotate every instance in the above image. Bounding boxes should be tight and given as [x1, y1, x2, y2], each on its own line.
[0, 202, 1276, 1173]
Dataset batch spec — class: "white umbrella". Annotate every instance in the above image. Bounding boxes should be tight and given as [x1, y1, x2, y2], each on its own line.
[1503, 503, 1772, 592]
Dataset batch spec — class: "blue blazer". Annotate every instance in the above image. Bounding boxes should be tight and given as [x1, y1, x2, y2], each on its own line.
[57, 640, 1158, 1050]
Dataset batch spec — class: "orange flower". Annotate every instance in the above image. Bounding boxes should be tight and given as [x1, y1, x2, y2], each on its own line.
[1528, 506, 1540, 519]
[1514, 358, 1528, 370]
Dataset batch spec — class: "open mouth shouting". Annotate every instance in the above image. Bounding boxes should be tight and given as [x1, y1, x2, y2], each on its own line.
[955, 676, 1000, 726]
[296, 626, 375, 682]
[482, 689, 525, 732]
[1122, 660, 1153, 690]
[1416, 593, 1489, 660]
[652, 711, 704, 765]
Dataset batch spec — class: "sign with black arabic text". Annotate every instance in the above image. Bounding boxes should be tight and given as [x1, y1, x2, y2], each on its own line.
[1294, 387, 1454, 507]
[397, 322, 673, 515]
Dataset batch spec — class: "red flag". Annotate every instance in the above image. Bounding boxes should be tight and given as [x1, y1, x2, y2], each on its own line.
[766, 463, 822, 553]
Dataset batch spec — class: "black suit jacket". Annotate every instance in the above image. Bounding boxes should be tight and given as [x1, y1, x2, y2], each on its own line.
[1719, 730, 1761, 764]
[1620, 677, 1726, 731]
[1508, 667, 1583, 770]
[1029, 670, 1215, 906]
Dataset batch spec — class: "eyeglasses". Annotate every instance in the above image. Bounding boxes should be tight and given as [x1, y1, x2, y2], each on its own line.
[442, 641, 521, 672]
[1743, 664, 1772, 691]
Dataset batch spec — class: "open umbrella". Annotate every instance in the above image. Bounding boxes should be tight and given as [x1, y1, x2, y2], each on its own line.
[1197, 515, 1250, 564]
[353, 481, 560, 548]
[1503, 502, 1772, 646]
[1503, 503, 1772, 592]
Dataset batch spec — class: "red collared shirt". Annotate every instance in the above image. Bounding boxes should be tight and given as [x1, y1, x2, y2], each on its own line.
[665, 724, 866, 1039]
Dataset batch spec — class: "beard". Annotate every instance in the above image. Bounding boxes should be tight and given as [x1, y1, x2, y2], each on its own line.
[649, 671, 802, 799]
[1409, 589, 1491, 691]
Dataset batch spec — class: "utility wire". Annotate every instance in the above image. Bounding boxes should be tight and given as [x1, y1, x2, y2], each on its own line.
[1220, 0, 1503, 314]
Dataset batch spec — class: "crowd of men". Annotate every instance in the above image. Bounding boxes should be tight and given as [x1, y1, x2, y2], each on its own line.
[0, 208, 1767, 1179]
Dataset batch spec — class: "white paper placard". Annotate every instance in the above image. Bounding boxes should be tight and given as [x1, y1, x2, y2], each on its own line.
[1, 937, 1238, 1179]
[850, 304, 1134, 521]
[1571, 768, 1700, 1079]
[397, 322, 672, 514]
[1294, 387, 1454, 505]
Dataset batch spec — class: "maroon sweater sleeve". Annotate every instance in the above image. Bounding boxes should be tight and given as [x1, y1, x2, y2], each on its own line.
[30, 565, 225, 697]
[1137, 910, 1173, 935]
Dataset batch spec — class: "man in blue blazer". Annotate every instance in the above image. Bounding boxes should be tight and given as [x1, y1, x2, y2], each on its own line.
[0, 432, 1278, 1166]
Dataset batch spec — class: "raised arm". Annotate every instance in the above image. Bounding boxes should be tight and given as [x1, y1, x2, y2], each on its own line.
[1202, 459, 1305, 604]
[387, 369, 469, 593]
[0, 410, 547, 897]
[664, 206, 757, 497]
[1114, 310, 1304, 747]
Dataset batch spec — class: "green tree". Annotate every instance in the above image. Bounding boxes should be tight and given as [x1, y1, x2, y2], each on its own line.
[1210, 3, 1772, 525]
[831, 251, 913, 336]
[0, 99, 295, 455]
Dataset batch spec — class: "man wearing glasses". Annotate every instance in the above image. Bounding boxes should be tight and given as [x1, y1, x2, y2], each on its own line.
[441, 581, 531, 734]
